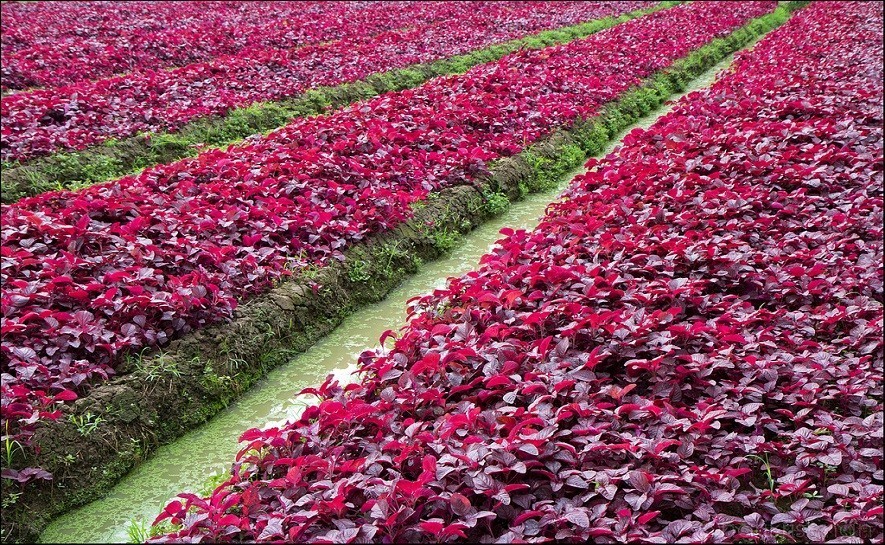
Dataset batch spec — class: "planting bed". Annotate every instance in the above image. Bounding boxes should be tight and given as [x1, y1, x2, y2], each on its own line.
[0, 1, 660, 204]
[145, 1, 882, 542]
[0, 1, 655, 163]
[1, 1, 443, 91]
[0, 2, 794, 541]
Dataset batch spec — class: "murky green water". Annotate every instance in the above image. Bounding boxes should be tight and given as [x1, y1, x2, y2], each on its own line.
[39, 52, 738, 545]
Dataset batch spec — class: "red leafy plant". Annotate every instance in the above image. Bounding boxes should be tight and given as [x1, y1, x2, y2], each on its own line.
[148, 2, 883, 542]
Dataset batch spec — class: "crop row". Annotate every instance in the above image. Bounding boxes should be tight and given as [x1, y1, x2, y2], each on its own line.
[0, 1, 776, 482]
[1, 1, 471, 91]
[148, 1, 883, 542]
[0, 3, 664, 205]
[0, 1, 655, 162]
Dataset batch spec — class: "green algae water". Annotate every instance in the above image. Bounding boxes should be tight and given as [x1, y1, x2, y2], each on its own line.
[39, 51, 739, 545]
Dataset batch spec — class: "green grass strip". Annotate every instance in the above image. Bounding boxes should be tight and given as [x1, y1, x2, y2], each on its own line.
[0, 2, 678, 204]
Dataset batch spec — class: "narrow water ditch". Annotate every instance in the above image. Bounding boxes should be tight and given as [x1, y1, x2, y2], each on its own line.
[38, 49, 743, 545]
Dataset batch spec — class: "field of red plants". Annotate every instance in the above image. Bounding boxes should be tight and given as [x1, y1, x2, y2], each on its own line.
[0, 1, 655, 161]
[1, 1, 481, 91]
[0, 0, 774, 478]
[1, 1, 882, 543]
[146, 2, 883, 542]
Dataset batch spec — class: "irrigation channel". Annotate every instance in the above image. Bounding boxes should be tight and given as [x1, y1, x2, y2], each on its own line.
[39, 50, 740, 544]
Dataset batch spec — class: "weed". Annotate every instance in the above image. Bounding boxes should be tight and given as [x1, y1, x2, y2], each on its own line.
[431, 227, 460, 254]
[127, 517, 172, 543]
[3, 421, 25, 468]
[347, 259, 372, 283]
[197, 470, 230, 497]
[2, 492, 22, 509]
[56, 178, 95, 192]
[298, 263, 324, 281]
[482, 190, 510, 216]
[122, 347, 151, 372]
[149, 356, 182, 382]
[128, 351, 182, 395]
[379, 240, 408, 271]
[226, 357, 247, 372]
[80, 155, 123, 182]
[126, 517, 150, 544]
[22, 169, 49, 192]
[747, 453, 775, 492]
[201, 367, 235, 396]
[521, 151, 562, 192]
[69, 411, 104, 437]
